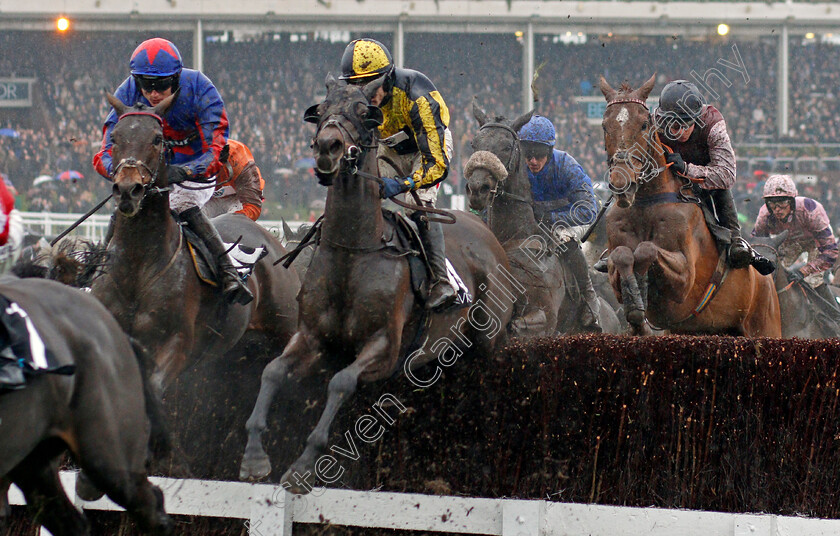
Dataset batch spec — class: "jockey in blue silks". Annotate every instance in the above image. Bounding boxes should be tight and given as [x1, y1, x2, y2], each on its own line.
[519, 115, 601, 332]
[94, 38, 251, 305]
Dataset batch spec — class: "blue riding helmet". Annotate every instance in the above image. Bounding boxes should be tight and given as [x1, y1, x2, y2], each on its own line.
[519, 115, 556, 147]
[130, 38, 183, 77]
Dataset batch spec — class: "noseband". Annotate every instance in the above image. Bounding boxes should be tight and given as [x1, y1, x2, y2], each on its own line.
[111, 111, 170, 196]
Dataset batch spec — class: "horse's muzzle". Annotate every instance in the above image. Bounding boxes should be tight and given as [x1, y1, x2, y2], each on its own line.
[114, 181, 145, 217]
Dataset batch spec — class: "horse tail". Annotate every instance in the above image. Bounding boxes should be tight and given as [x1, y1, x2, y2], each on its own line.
[129, 337, 173, 461]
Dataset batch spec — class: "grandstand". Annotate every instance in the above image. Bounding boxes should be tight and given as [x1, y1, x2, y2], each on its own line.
[2, 0, 840, 225]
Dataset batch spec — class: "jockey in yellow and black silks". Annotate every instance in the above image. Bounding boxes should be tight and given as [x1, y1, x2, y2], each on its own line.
[340, 38, 456, 310]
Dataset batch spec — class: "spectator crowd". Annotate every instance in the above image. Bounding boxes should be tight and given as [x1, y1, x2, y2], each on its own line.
[2, 29, 840, 229]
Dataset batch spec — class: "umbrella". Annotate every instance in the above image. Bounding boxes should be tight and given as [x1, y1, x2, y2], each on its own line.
[0, 128, 19, 138]
[55, 170, 84, 182]
[33, 175, 55, 187]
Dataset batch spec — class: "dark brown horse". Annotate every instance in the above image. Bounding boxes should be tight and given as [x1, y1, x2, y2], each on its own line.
[239, 75, 514, 492]
[599, 75, 780, 336]
[749, 231, 839, 338]
[0, 278, 172, 535]
[465, 102, 620, 336]
[94, 94, 300, 391]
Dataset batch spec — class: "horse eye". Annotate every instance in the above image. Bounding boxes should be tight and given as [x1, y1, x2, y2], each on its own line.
[153, 135, 163, 145]
[642, 121, 649, 130]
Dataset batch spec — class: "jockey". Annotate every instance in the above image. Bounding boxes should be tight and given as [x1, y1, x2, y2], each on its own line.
[752, 175, 840, 308]
[339, 38, 456, 310]
[203, 139, 265, 221]
[0, 177, 23, 273]
[654, 80, 774, 276]
[519, 115, 602, 333]
[93, 37, 252, 305]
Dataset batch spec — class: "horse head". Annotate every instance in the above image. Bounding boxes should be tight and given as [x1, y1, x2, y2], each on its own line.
[105, 92, 176, 217]
[304, 74, 384, 186]
[465, 100, 532, 212]
[748, 230, 790, 270]
[599, 74, 660, 208]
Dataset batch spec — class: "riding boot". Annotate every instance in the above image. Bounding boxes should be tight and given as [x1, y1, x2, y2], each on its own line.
[180, 206, 254, 305]
[712, 189, 773, 274]
[560, 240, 602, 333]
[411, 212, 457, 311]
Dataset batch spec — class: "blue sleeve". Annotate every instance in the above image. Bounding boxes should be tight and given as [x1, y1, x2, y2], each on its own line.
[185, 73, 229, 178]
[550, 153, 598, 227]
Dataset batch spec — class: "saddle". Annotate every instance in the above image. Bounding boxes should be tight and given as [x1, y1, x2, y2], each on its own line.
[182, 226, 267, 287]
[0, 296, 74, 391]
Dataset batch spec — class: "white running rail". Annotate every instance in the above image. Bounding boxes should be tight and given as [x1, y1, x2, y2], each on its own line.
[8, 471, 840, 536]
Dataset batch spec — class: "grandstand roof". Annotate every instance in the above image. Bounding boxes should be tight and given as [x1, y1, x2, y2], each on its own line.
[4, 1, 840, 35]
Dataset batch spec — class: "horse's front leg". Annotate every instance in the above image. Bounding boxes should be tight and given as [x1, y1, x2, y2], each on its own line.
[280, 332, 391, 494]
[609, 246, 650, 335]
[634, 241, 693, 304]
[240, 331, 320, 481]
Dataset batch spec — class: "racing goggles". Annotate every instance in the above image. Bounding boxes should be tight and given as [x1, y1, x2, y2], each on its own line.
[765, 197, 792, 210]
[521, 142, 552, 161]
[134, 74, 178, 93]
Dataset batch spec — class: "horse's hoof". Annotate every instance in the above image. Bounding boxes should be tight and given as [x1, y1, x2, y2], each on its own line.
[75, 471, 105, 502]
[280, 467, 313, 495]
[239, 454, 272, 481]
[626, 309, 646, 326]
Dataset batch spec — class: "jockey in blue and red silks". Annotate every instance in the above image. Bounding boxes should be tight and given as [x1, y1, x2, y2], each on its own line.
[94, 37, 251, 304]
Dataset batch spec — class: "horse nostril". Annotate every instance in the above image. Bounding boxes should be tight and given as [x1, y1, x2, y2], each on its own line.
[112, 183, 120, 197]
[130, 184, 144, 199]
[328, 139, 343, 156]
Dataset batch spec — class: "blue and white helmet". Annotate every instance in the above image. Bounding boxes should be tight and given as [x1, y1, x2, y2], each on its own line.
[519, 115, 556, 147]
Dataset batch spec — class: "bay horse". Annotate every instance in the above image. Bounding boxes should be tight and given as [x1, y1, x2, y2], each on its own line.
[239, 75, 514, 492]
[749, 231, 838, 338]
[465, 101, 620, 336]
[94, 93, 300, 392]
[599, 75, 780, 336]
[0, 277, 172, 535]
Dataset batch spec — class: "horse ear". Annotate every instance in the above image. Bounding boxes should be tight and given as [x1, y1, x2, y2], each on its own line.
[772, 229, 790, 247]
[512, 109, 535, 134]
[281, 219, 293, 241]
[303, 104, 320, 124]
[472, 98, 488, 127]
[636, 73, 657, 101]
[152, 89, 178, 117]
[364, 105, 384, 129]
[362, 76, 385, 102]
[599, 76, 617, 102]
[325, 73, 337, 89]
[105, 92, 128, 117]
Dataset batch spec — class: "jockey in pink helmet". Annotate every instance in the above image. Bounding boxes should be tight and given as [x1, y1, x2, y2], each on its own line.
[752, 175, 839, 307]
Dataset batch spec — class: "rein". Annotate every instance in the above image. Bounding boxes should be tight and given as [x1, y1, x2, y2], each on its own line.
[314, 108, 457, 226]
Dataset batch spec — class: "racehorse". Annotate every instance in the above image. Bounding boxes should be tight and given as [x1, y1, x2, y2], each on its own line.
[239, 74, 514, 492]
[599, 75, 780, 336]
[0, 277, 172, 535]
[94, 94, 300, 392]
[465, 102, 620, 336]
[749, 231, 838, 338]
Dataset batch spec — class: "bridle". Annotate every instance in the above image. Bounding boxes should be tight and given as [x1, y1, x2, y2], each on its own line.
[604, 98, 669, 194]
[473, 122, 532, 227]
[110, 111, 171, 197]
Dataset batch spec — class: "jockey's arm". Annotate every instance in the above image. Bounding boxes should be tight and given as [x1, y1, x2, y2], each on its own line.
[801, 201, 839, 277]
[554, 153, 598, 228]
[233, 161, 264, 221]
[408, 92, 450, 189]
[185, 75, 229, 179]
[685, 122, 737, 190]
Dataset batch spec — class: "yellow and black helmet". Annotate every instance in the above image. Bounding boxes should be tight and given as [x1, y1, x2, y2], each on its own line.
[339, 39, 394, 82]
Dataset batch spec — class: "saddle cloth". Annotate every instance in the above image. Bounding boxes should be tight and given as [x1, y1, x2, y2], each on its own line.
[383, 210, 472, 308]
[0, 295, 74, 391]
[183, 226, 267, 287]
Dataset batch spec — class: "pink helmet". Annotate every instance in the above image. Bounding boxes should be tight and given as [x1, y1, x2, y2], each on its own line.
[762, 174, 797, 199]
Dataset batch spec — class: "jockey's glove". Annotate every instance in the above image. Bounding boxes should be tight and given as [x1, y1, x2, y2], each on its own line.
[380, 177, 415, 199]
[666, 151, 687, 176]
[168, 165, 193, 185]
[786, 266, 806, 283]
